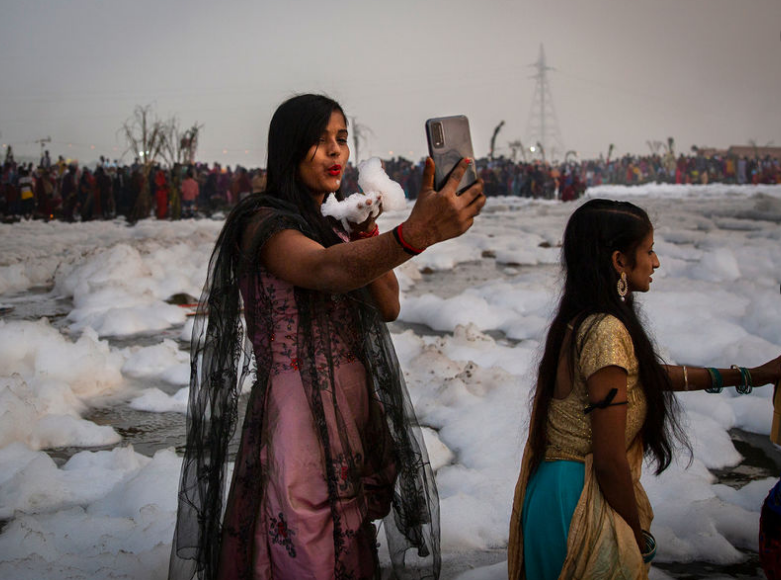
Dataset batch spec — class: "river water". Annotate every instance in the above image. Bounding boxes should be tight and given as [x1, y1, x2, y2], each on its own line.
[6, 255, 776, 580]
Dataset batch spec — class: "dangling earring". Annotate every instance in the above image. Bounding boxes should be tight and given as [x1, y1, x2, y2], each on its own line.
[617, 272, 628, 302]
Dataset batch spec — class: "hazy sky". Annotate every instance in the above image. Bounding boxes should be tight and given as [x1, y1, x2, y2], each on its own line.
[2, 0, 780, 167]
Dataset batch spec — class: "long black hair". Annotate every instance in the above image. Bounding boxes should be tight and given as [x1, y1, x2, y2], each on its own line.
[170, 93, 440, 580]
[529, 198, 688, 475]
[245, 93, 347, 247]
[208, 94, 349, 280]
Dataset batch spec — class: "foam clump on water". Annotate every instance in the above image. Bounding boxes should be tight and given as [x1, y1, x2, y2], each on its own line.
[396, 324, 536, 551]
[1, 189, 781, 577]
[130, 387, 189, 413]
[54, 242, 201, 337]
[0, 319, 124, 450]
[121, 339, 190, 385]
[0, 445, 148, 518]
[321, 157, 406, 232]
[0, 445, 181, 579]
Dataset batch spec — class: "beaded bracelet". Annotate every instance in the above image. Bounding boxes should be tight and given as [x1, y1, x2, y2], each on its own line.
[731, 365, 753, 395]
[705, 367, 723, 393]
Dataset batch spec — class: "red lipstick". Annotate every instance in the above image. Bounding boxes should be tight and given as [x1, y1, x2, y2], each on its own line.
[327, 164, 341, 176]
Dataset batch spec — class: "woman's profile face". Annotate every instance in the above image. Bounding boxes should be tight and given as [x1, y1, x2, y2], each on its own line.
[625, 230, 660, 293]
[298, 110, 349, 198]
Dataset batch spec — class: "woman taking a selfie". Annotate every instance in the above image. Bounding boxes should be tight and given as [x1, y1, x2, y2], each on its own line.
[168, 94, 485, 580]
[508, 199, 781, 579]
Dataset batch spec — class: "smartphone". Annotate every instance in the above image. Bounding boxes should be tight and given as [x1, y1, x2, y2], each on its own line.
[425, 115, 478, 195]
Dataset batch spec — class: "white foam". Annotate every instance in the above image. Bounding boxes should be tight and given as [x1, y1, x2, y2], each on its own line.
[129, 387, 189, 414]
[0, 187, 780, 577]
[121, 339, 189, 385]
[0, 447, 180, 580]
[321, 157, 407, 231]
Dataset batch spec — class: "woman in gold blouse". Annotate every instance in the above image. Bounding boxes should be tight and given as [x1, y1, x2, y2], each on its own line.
[507, 199, 781, 580]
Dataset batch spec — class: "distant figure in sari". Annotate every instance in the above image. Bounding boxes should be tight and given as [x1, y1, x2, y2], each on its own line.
[507, 199, 781, 579]
[168, 93, 485, 580]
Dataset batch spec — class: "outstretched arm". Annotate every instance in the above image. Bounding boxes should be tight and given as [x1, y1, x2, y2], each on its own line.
[663, 355, 781, 392]
[260, 158, 485, 295]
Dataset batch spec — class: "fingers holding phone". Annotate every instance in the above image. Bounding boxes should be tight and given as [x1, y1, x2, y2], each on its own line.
[441, 158, 484, 211]
[402, 115, 485, 249]
[426, 115, 479, 195]
[405, 157, 485, 249]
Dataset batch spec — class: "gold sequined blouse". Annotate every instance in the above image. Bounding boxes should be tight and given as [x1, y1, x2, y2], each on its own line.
[544, 314, 647, 462]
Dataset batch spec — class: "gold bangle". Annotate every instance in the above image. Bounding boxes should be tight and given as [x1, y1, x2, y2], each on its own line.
[683, 365, 689, 391]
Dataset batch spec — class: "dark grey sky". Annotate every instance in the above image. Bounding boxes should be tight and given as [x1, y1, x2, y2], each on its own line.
[1, 0, 779, 167]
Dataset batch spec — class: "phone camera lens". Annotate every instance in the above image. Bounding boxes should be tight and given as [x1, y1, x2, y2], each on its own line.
[432, 122, 444, 148]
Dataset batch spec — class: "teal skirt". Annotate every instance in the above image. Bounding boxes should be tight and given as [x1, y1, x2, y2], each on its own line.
[521, 460, 585, 580]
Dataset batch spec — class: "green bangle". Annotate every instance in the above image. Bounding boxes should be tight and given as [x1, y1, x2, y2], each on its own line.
[731, 365, 753, 395]
[706, 367, 723, 393]
[641, 530, 657, 564]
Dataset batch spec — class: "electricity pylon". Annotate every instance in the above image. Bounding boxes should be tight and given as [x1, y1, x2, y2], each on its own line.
[524, 44, 565, 162]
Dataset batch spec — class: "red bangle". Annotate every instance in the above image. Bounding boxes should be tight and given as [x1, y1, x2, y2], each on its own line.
[392, 223, 425, 255]
[350, 224, 379, 241]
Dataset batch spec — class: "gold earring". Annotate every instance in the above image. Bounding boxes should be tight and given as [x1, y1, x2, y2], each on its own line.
[617, 272, 628, 302]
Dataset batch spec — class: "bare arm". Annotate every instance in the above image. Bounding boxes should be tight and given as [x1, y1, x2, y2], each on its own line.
[260, 228, 409, 294]
[663, 355, 781, 391]
[588, 365, 644, 552]
[345, 201, 400, 322]
[368, 271, 400, 322]
[260, 157, 485, 294]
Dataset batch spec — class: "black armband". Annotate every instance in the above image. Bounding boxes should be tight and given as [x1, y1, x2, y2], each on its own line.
[584, 387, 627, 415]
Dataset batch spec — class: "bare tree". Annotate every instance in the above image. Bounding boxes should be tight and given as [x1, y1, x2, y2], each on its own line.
[119, 105, 168, 222]
[662, 137, 675, 157]
[646, 140, 663, 156]
[161, 117, 203, 167]
[158, 119, 203, 220]
[489, 120, 505, 160]
[350, 117, 374, 164]
[180, 124, 202, 165]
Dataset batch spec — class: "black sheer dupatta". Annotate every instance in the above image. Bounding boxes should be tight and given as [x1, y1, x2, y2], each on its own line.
[168, 195, 440, 580]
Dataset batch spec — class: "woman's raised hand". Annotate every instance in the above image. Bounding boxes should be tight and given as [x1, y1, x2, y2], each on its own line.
[402, 157, 486, 250]
[348, 196, 382, 237]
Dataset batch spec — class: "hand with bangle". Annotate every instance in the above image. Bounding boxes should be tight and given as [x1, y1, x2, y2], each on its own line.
[674, 355, 781, 394]
[348, 199, 381, 241]
[350, 223, 379, 241]
[349, 157, 485, 255]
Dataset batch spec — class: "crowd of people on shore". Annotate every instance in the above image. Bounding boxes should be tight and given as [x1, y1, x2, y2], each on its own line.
[1, 146, 779, 223]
